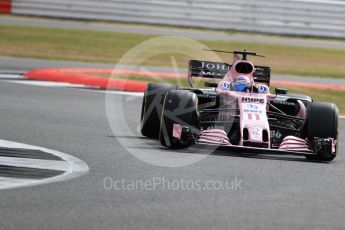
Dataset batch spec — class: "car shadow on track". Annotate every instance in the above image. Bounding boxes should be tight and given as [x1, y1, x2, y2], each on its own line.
[114, 135, 332, 164]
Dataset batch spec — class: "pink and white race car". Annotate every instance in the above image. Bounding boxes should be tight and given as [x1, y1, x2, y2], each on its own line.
[140, 50, 339, 161]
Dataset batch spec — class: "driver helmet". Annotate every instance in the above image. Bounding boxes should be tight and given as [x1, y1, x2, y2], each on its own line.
[231, 76, 253, 92]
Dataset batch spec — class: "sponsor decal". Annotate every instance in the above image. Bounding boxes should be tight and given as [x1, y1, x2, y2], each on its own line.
[244, 104, 263, 114]
[244, 109, 262, 114]
[221, 82, 231, 91]
[197, 94, 217, 99]
[236, 76, 248, 82]
[258, 85, 269, 93]
[271, 100, 295, 106]
[200, 62, 230, 71]
[247, 104, 258, 110]
[201, 71, 224, 77]
[270, 130, 282, 140]
[173, 123, 182, 139]
[251, 127, 261, 139]
[242, 97, 265, 104]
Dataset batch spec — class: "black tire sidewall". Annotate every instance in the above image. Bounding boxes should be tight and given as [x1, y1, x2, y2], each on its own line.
[307, 102, 338, 139]
[141, 83, 176, 138]
[306, 102, 339, 161]
[159, 90, 198, 148]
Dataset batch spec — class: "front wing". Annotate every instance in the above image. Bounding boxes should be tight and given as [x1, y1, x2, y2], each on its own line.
[194, 143, 317, 157]
[174, 125, 336, 158]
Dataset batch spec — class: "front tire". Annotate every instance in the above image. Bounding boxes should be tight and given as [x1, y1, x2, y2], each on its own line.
[159, 90, 198, 148]
[305, 102, 338, 161]
[140, 83, 176, 139]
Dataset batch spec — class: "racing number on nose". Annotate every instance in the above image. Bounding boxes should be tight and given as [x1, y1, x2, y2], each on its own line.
[247, 113, 260, 121]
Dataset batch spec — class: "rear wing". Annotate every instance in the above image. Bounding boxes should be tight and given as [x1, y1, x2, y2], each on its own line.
[188, 60, 271, 86]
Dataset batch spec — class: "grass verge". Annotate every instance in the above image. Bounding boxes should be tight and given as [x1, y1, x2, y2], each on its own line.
[283, 86, 345, 114]
[1, 24, 345, 78]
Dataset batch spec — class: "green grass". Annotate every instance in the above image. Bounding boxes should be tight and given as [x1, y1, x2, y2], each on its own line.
[281, 86, 345, 114]
[1, 24, 345, 78]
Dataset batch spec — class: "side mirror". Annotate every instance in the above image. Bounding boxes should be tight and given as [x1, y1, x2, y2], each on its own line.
[275, 88, 288, 95]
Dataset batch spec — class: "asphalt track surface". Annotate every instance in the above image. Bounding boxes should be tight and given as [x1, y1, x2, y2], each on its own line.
[1, 76, 345, 230]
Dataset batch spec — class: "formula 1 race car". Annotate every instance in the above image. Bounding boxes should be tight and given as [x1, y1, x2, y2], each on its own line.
[140, 50, 339, 161]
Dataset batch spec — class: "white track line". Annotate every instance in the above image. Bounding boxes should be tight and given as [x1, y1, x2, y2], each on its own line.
[0, 74, 86, 87]
[0, 177, 37, 188]
[0, 139, 89, 190]
[0, 74, 24, 79]
[0, 156, 70, 171]
[5, 79, 87, 88]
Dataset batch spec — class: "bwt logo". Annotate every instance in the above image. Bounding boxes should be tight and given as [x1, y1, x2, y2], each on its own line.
[222, 82, 230, 89]
[247, 104, 259, 110]
[242, 97, 265, 104]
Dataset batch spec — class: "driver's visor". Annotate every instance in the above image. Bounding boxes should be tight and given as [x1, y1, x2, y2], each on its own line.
[234, 84, 249, 92]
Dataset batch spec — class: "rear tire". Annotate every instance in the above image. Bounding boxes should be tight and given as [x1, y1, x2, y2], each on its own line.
[140, 83, 176, 139]
[159, 90, 198, 148]
[305, 102, 338, 161]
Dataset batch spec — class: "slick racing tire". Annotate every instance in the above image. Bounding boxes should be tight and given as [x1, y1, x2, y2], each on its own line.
[305, 102, 338, 161]
[159, 90, 198, 149]
[141, 83, 176, 139]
